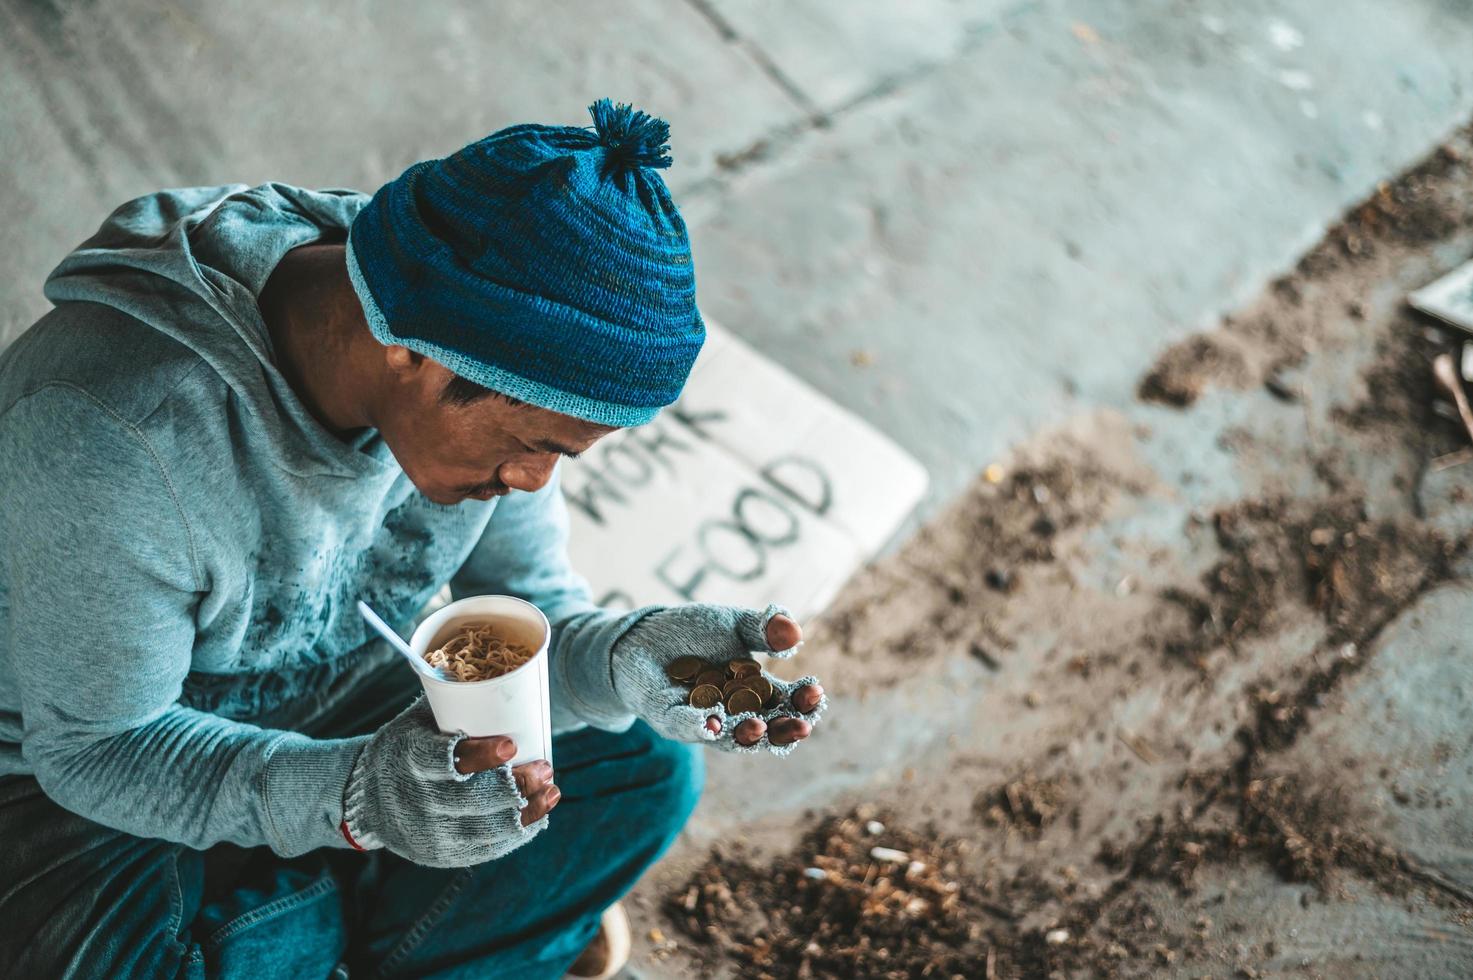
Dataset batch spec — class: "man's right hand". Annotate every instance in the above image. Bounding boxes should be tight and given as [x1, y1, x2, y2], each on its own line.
[453, 735, 561, 827]
[341, 699, 558, 867]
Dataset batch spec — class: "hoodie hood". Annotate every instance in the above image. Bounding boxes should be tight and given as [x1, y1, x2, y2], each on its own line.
[42, 182, 378, 475]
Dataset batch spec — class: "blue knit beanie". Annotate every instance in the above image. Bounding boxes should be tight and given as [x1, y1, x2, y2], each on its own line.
[345, 99, 704, 428]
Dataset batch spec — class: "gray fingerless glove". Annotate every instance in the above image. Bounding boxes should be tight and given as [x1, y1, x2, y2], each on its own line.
[610, 603, 827, 757]
[341, 699, 544, 867]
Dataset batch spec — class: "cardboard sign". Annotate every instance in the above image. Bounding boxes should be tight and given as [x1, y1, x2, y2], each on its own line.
[561, 322, 928, 620]
[1410, 260, 1473, 336]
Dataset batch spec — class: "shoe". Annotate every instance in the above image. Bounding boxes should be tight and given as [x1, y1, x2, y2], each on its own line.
[565, 902, 632, 979]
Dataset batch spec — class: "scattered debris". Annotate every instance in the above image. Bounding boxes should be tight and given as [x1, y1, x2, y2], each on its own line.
[976, 772, 1071, 836]
[1116, 729, 1160, 764]
[667, 810, 994, 978]
[1137, 335, 1249, 407]
[968, 642, 1001, 671]
[658, 126, 1473, 979]
[1156, 497, 1453, 665]
[1263, 371, 1299, 402]
[818, 457, 1124, 674]
[1103, 774, 1409, 898]
[1431, 352, 1473, 442]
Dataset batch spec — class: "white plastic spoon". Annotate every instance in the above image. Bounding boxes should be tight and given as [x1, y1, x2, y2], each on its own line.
[357, 600, 438, 679]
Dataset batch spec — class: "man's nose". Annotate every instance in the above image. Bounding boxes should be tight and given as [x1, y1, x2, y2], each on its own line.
[498, 454, 559, 493]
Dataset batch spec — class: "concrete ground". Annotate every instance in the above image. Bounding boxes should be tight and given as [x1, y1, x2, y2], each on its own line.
[635, 128, 1473, 976]
[6, 1, 1473, 976]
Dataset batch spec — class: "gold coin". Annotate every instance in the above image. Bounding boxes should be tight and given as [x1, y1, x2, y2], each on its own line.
[722, 678, 749, 699]
[745, 676, 775, 705]
[695, 670, 727, 689]
[725, 688, 762, 714]
[689, 684, 724, 709]
[667, 656, 705, 683]
[727, 658, 761, 679]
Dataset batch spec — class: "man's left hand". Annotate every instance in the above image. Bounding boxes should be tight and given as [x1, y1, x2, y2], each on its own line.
[609, 603, 827, 756]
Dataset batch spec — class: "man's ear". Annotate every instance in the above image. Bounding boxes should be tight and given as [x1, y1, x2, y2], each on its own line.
[384, 344, 423, 378]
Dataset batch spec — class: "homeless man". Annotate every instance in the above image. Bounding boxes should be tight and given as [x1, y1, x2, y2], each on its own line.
[0, 100, 826, 979]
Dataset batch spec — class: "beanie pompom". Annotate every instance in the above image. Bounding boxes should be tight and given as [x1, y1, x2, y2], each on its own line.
[588, 98, 673, 172]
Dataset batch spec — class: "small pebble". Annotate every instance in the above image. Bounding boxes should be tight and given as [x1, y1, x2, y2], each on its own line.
[1264, 374, 1298, 402]
[1046, 928, 1070, 945]
[969, 643, 1001, 670]
[870, 846, 909, 863]
[866, 820, 886, 835]
[984, 463, 1006, 484]
[907, 860, 927, 876]
[1024, 691, 1041, 709]
[803, 867, 827, 880]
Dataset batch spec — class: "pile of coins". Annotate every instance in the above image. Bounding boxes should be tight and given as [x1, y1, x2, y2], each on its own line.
[665, 655, 780, 714]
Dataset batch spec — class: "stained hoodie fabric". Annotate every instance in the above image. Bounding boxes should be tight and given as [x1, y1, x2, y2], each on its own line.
[0, 183, 637, 856]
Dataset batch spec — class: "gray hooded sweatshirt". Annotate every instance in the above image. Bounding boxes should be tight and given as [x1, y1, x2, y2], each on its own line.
[0, 184, 635, 856]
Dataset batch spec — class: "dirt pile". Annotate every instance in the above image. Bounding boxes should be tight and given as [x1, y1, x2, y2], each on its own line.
[975, 772, 1074, 837]
[1103, 774, 1402, 896]
[1137, 335, 1251, 408]
[667, 809, 995, 979]
[1157, 497, 1455, 666]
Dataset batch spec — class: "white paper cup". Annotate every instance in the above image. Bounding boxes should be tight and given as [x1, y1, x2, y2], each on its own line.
[409, 595, 553, 769]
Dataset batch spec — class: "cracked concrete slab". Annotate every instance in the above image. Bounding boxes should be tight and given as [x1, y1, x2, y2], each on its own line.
[699, 0, 1025, 112]
[683, 0, 1473, 519]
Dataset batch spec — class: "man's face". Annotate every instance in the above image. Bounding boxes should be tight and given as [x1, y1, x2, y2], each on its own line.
[376, 351, 616, 506]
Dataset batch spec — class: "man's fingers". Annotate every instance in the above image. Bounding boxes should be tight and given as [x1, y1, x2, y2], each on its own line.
[454, 736, 517, 774]
[521, 784, 561, 826]
[764, 614, 802, 652]
[768, 717, 811, 745]
[512, 760, 553, 797]
[792, 683, 824, 714]
[735, 718, 767, 746]
[706, 716, 722, 736]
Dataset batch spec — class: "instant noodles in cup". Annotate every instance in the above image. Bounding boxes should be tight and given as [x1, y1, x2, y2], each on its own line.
[409, 595, 552, 769]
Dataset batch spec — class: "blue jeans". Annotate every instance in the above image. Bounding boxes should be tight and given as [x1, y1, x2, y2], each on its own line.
[0, 676, 702, 979]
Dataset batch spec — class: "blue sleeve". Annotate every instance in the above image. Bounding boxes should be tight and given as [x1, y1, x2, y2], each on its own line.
[450, 465, 646, 733]
[0, 386, 359, 855]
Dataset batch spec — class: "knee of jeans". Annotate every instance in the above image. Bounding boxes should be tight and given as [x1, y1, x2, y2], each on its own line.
[642, 736, 704, 835]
